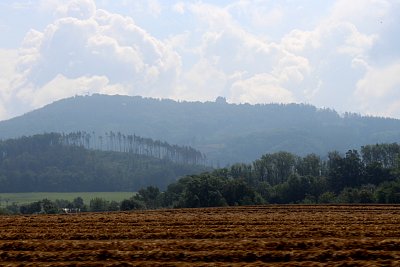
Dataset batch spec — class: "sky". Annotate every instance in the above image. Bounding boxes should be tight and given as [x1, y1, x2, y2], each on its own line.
[0, 0, 400, 121]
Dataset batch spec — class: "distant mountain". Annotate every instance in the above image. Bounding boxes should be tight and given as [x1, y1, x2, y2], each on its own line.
[1, 94, 400, 165]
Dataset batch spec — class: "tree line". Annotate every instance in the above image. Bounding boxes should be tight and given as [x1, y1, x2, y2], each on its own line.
[0, 133, 208, 192]
[3, 142, 399, 215]
[116, 143, 400, 208]
[61, 131, 206, 165]
[1, 133, 400, 211]
[3, 94, 400, 166]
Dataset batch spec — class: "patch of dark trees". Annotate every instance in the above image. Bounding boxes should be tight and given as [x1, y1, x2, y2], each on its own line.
[0, 133, 208, 192]
[1, 132, 400, 211]
[2, 142, 400, 215]
[127, 143, 400, 208]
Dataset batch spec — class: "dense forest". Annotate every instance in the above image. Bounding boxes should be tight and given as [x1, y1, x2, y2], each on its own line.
[0, 133, 208, 192]
[147, 143, 400, 207]
[2, 142, 400, 215]
[1, 94, 400, 165]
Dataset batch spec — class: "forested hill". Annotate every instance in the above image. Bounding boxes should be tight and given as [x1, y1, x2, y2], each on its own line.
[0, 133, 208, 192]
[1, 94, 400, 164]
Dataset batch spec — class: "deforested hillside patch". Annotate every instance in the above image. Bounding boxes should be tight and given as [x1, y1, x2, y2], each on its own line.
[0, 133, 209, 192]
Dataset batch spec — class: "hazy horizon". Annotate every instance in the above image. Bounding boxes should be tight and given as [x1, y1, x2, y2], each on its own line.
[2, 93, 400, 123]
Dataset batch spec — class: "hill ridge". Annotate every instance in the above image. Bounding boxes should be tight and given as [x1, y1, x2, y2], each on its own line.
[1, 94, 400, 164]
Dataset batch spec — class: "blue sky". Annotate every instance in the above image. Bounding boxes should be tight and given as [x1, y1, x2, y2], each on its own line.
[0, 0, 400, 120]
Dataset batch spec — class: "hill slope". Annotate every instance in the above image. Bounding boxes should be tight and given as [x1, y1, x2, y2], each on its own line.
[0, 133, 208, 192]
[1, 94, 400, 164]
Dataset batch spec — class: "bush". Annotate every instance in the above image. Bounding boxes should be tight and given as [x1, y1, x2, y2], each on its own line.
[120, 199, 144, 211]
[0, 208, 10, 215]
[42, 199, 59, 214]
[20, 201, 42, 214]
[89, 198, 109, 212]
[318, 192, 336, 204]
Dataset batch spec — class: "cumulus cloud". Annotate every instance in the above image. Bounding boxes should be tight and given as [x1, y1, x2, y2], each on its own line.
[166, 0, 395, 112]
[2, 0, 400, 120]
[54, 0, 96, 19]
[17, 74, 126, 108]
[177, 2, 313, 104]
[275, 1, 386, 111]
[227, 1, 284, 28]
[355, 62, 400, 117]
[175, 58, 227, 101]
[0, 49, 18, 94]
[9, 0, 181, 115]
[0, 49, 18, 119]
[230, 74, 294, 104]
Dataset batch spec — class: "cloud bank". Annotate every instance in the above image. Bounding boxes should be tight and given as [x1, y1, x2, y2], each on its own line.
[0, 0, 399, 120]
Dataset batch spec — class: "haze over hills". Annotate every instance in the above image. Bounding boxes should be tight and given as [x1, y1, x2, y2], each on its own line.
[1, 94, 400, 165]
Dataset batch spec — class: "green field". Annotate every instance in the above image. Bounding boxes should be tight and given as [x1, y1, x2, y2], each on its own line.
[0, 192, 136, 206]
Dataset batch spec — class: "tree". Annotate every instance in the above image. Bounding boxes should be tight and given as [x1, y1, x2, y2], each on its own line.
[229, 163, 253, 184]
[318, 192, 336, 203]
[327, 150, 365, 192]
[73, 197, 85, 209]
[89, 198, 109, 212]
[253, 152, 297, 185]
[169, 174, 229, 208]
[282, 175, 313, 203]
[42, 199, 58, 214]
[342, 150, 365, 187]
[134, 186, 161, 209]
[222, 179, 260, 206]
[358, 184, 375, 203]
[296, 154, 321, 177]
[337, 187, 359, 203]
[375, 180, 400, 203]
[327, 151, 345, 192]
[108, 201, 120, 211]
[20, 201, 42, 214]
[361, 143, 400, 168]
[120, 198, 144, 211]
[364, 162, 393, 185]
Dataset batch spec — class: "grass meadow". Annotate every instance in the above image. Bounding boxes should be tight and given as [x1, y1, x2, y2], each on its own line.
[0, 192, 135, 206]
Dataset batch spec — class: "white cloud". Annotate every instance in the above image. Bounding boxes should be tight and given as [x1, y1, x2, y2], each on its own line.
[275, 2, 383, 110]
[355, 62, 400, 117]
[274, 53, 310, 84]
[0, 49, 18, 119]
[330, 0, 391, 31]
[333, 22, 377, 57]
[282, 30, 318, 52]
[9, 3, 181, 116]
[179, 2, 314, 105]
[54, 0, 96, 19]
[172, 2, 185, 14]
[230, 73, 294, 104]
[175, 58, 227, 101]
[18, 74, 126, 108]
[147, 0, 162, 17]
[1, 0, 400, 120]
[0, 49, 18, 94]
[227, 1, 284, 28]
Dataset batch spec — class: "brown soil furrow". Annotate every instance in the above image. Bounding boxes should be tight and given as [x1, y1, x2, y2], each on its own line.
[1, 205, 400, 265]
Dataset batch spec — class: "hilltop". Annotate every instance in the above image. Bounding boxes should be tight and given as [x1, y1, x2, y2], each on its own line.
[1, 94, 400, 164]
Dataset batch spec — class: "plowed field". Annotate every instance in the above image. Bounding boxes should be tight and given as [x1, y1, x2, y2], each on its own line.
[1, 205, 400, 266]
